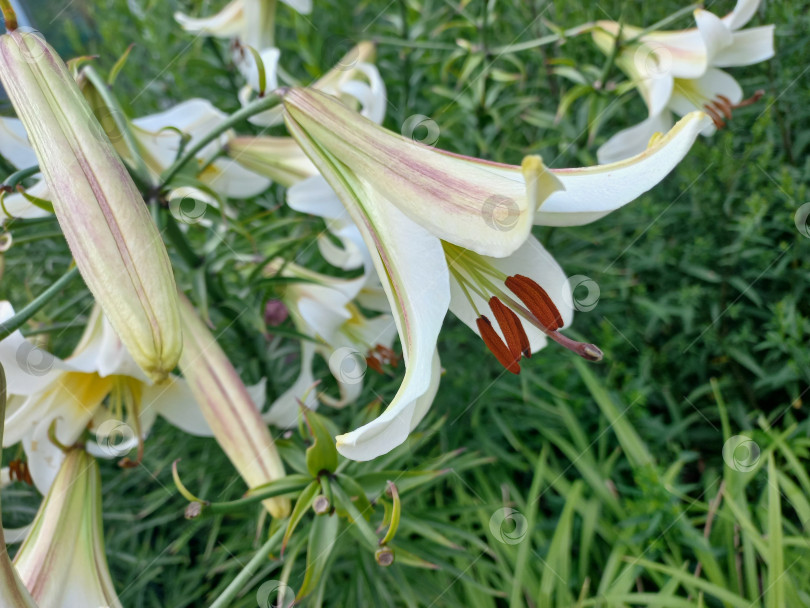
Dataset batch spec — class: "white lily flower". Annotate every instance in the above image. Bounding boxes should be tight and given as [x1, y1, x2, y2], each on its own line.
[0, 302, 212, 492]
[129, 98, 272, 198]
[263, 260, 397, 427]
[13, 449, 123, 608]
[0, 117, 51, 223]
[593, 0, 774, 162]
[288, 175, 369, 270]
[175, 0, 312, 48]
[241, 41, 387, 127]
[282, 87, 709, 460]
[175, 0, 311, 93]
[0, 363, 39, 608]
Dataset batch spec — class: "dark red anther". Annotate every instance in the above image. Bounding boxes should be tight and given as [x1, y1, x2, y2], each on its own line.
[489, 297, 531, 359]
[504, 274, 564, 331]
[476, 316, 521, 374]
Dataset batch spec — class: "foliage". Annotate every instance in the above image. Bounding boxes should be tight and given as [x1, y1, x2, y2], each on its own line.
[1, 0, 808, 606]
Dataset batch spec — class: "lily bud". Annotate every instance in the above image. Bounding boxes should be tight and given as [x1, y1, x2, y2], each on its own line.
[0, 27, 181, 383]
[177, 295, 290, 519]
[0, 362, 38, 608]
[13, 449, 123, 608]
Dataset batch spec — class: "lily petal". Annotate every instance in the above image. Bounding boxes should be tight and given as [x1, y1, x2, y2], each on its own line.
[287, 107, 450, 459]
[283, 88, 540, 258]
[264, 341, 318, 428]
[1, 180, 51, 222]
[0, 116, 37, 169]
[722, 0, 762, 31]
[14, 450, 123, 608]
[596, 112, 674, 165]
[227, 136, 318, 188]
[141, 376, 214, 437]
[174, 0, 246, 39]
[713, 25, 775, 67]
[694, 8, 734, 64]
[542, 111, 709, 226]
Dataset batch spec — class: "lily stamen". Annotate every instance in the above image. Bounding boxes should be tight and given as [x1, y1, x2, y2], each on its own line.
[489, 297, 531, 359]
[476, 316, 521, 374]
[8, 459, 33, 485]
[366, 344, 401, 375]
[703, 90, 765, 129]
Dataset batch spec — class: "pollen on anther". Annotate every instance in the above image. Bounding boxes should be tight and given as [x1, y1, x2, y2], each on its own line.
[504, 274, 564, 332]
[489, 297, 531, 359]
[476, 316, 521, 374]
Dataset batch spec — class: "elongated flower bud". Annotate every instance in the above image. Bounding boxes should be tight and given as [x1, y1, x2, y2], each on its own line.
[0, 27, 181, 383]
[177, 295, 290, 518]
[0, 362, 39, 608]
[13, 449, 122, 608]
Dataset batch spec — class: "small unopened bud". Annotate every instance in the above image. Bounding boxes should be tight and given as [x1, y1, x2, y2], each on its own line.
[264, 298, 289, 327]
[185, 501, 203, 519]
[312, 494, 330, 515]
[375, 546, 395, 567]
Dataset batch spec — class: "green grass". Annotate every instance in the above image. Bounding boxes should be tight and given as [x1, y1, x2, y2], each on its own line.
[2, 0, 809, 606]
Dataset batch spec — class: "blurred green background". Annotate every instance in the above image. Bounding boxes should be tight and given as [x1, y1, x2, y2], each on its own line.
[2, 0, 809, 606]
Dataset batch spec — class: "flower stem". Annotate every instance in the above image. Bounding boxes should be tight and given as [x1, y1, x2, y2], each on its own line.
[2, 164, 39, 190]
[208, 525, 286, 608]
[159, 92, 283, 189]
[0, 265, 80, 340]
[0, 0, 17, 31]
[82, 65, 153, 187]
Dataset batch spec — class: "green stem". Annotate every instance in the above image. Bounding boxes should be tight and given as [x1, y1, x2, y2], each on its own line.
[162, 212, 203, 268]
[208, 525, 286, 608]
[83, 65, 152, 186]
[159, 92, 282, 189]
[0, 0, 17, 31]
[490, 24, 592, 54]
[204, 476, 311, 515]
[0, 266, 80, 340]
[627, 3, 702, 43]
[2, 165, 40, 189]
[372, 36, 457, 51]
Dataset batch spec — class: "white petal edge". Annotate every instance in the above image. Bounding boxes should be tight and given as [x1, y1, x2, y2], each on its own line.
[542, 111, 710, 225]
